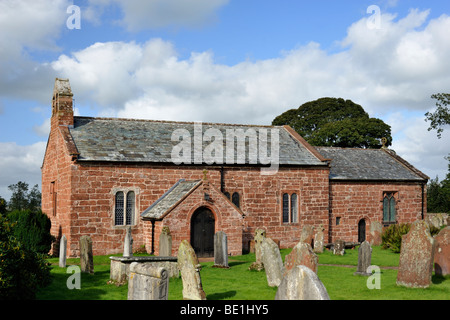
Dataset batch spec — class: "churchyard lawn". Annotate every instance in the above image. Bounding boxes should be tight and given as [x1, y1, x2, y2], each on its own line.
[37, 246, 449, 300]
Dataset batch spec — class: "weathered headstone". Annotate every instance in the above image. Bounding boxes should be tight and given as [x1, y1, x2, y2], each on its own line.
[127, 262, 169, 300]
[213, 231, 229, 268]
[123, 226, 133, 258]
[434, 226, 450, 276]
[300, 225, 315, 248]
[396, 220, 435, 288]
[313, 225, 325, 253]
[333, 239, 345, 255]
[261, 237, 284, 287]
[275, 265, 330, 300]
[177, 240, 206, 300]
[59, 235, 67, 268]
[284, 242, 318, 274]
[354, 241, 372, 276]
[80, 235, 94, 274]
[159, 226, 172, 256]
[248, 228, 266, 271]
[369, 221, 383, 246]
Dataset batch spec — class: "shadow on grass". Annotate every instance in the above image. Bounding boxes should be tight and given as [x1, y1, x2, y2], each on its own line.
[207, 290, 237, 300]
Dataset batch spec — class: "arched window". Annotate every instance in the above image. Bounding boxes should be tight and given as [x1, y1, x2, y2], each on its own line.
[232, 192, 240, 208]
[126, 191, 135, 225]
[115, 190, 136, 226]
[290, 193, 298, 223]
[282, 193, 289, 223]
[383, 192, 396, 224]
[115, 191, 124, 226]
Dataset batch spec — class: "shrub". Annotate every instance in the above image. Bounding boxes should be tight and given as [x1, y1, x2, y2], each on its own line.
[7, 209, 55, 255]
[0, 215, 52, 299]
[381, 223, 410, 253]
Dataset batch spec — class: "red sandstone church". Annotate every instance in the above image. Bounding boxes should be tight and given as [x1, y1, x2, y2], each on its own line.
[42, 78, 429, 258]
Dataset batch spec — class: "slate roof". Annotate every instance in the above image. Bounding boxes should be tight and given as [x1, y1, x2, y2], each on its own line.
[141, 179, 201, 220]
[68, 116, 326, 166]
[315, 147, 428, 181]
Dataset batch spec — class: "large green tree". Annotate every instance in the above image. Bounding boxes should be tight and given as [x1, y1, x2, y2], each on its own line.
[427, 156, 450, 213]
[272, 97, 392, 148]
[425, 93, 450, 139]
[7, 181, 41, 212]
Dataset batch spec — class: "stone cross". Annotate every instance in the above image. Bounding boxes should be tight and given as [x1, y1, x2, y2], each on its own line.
[123, 226, 133, 258]
[127, 262, 169, 300]
[248, 228, 266, 271]
[80, 235, 94, 274]
[354, 241, 372, 276]
[275, 265, 330, 300]
[159, 226, 172, 256]
[59, 235, 67, 268]
[261, 237, 284, 287]
[300, 225, 315, 248]
[396, 220, 435, 288]
[177, 240, 206, 300]
[213, 231, 229, 268]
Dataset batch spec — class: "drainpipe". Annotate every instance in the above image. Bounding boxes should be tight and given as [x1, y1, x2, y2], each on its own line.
[151, 219, 155, 255]
[220, 166, 225, 193]
[421, 182, 425, 220]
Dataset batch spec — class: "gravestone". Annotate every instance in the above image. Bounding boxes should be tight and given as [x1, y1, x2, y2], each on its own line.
[59, 235, 67, 268]
[159, 226, 172, 256]
[261, 237, 284, 287]
[313, 225, 325, 253]
[333, 239, 345, 255]
[396, 220, 435, 288]
[213, 231, 229, 268]
[369, 221, 383, 246]
[284, 242, 318, 274]
[80, 236, 94, 274]
[300, 225, 315, 248]
[177, 240, 206, 300]
[123, 227, 133, 258]
[354, 241, 372, 276]
[275, 265, 330, 300]
[434, 226, 450, 276]
[127, 262, 168, 300]
[248, 228, 266, 271]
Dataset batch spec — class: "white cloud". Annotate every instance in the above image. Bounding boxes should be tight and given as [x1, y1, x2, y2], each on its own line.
[0, 141, 47, 200]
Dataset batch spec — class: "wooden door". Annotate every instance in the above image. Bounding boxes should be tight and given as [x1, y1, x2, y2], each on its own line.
[358, 219, 366, 243]
[191, 207, 215, 257]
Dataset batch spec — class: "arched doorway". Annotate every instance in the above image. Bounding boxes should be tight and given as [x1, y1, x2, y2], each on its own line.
[358, 219, 366, 243]
[191, 207, 215, 257]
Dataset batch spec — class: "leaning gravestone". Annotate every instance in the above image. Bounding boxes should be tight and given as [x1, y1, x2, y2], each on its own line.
[354, 241, 372, 276]
[248, 228, 266, 271]
[369, 221, 383, 246]
[284, 242, 318, 274]
[313, 225, 325, 253]
[159, 226, 172, 256]
[434, 226, 450, 276]
[123, 227, 133, 258]
[275, 265, 330, 300]
[59, 235, 67, 268]
[213, 231, 229, 268]
[80, 236, 94, 274]
[333, 239, 345, 256]
[300, 225, 315, 248]
[261, 237, 284, 287]
[177, 240, 206, 300]
[396, 220, 435, 288]
[127, 262, 168, 300]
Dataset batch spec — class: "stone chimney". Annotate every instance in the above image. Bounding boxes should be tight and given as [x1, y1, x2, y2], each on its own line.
[51, 78, 74, 128]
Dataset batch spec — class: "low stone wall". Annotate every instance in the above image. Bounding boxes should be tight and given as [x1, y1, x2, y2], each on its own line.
[110, 256, 179, 283]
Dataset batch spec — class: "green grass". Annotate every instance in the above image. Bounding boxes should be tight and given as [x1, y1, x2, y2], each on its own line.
[36, 246, 450, 300]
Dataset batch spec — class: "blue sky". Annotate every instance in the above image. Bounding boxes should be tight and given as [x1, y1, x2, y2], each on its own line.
[1, 0, 450, 199]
